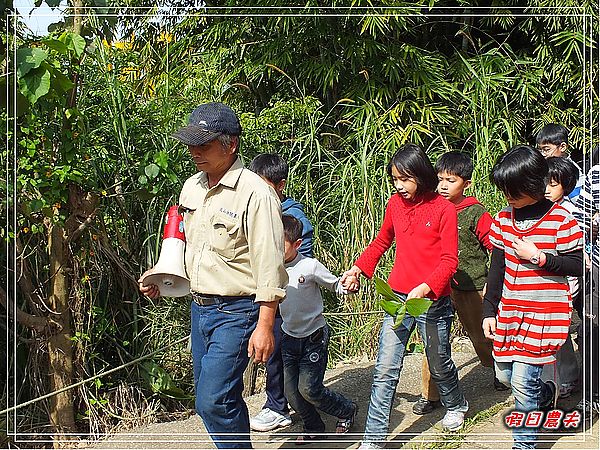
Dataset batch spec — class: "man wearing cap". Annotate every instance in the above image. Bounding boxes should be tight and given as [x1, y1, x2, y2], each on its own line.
[139, 102, 288, 448]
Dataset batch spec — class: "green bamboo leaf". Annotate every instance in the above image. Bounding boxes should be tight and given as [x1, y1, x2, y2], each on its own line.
[405, 297, 433, 317]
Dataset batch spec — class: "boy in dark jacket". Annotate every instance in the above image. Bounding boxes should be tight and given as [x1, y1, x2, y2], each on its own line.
[248, 153, 314, 431]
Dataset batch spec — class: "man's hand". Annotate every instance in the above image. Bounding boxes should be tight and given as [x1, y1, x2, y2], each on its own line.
[482, 317, 497, 340]
[248, 323, 275, 363]
[406, 282, 431, 300]
[138, 270, 160, 299]
[341, 265, 362, 292]
[248, 301, 277, 363]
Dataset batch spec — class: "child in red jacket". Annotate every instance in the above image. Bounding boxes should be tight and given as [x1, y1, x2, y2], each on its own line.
[342, 143, 468, 449]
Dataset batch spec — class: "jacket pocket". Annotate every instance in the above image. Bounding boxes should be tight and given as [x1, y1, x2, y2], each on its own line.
[210, 213, 240, 260]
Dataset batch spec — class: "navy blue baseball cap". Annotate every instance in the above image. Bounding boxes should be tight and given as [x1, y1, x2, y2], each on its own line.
[172, 102, 242, 146]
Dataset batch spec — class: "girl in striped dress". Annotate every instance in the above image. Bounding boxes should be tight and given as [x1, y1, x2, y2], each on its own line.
[482, 145, 583, 449]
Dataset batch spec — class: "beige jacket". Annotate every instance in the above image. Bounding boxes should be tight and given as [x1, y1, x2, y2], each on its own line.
[179, 157, 288, 302]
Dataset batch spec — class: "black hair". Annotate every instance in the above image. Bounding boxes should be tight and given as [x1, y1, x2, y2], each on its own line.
[535, 123, 569, 146]
[248, 153, 288, 184]
[546, 156, 579, 196]
[282, 215, 303, 243]
[490, 145, 549, 200]
[435, 151, 473, 180]
[387, 143, 438, 195]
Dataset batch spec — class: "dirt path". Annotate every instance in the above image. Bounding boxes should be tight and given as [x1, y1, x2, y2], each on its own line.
[82, 340, 599, 449]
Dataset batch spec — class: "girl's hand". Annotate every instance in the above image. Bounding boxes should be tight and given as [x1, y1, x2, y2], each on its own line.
[512, 237, 539, 261]
[482, 317, 497, 340]
[341, 265, 362, 292]
[406, 282, 431, 300]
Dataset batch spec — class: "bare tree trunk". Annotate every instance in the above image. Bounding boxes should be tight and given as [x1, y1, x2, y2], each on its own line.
[47, 223, 75, 446]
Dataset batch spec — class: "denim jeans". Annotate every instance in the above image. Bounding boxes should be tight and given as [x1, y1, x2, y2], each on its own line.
[191, 297, 258, 449]
[495, 361, 554, 449]
[263, 312, 289, 414]
[282, 324, 355, 433]
[363, 295, 467, 444]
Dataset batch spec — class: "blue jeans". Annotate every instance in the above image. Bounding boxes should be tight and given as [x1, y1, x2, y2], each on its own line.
[495, 361, 555, 449]
[282, 325, 355, 433]
[263, 312, 289, 414]
[364, 295, 467, 444]
[191, 298, 258, 449]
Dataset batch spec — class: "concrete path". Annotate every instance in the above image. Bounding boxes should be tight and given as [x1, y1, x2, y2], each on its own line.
[83, 341, 599, 449]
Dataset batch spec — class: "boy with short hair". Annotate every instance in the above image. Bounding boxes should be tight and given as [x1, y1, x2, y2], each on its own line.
[413, 151, 506, 416]
[536, 123, 584, 202]
[249, 153, 314, 432]
[279, 215, 357, 443]
[544, 156, 582, 399]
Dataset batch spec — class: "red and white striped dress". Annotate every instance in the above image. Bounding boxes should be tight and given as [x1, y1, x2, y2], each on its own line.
[489, 203, 583, 365]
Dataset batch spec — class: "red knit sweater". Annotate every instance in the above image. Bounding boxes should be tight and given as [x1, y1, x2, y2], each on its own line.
[354, 192, 459, 299]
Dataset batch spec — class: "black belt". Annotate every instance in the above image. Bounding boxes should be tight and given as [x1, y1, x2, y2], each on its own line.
[191, 292, 255, 306]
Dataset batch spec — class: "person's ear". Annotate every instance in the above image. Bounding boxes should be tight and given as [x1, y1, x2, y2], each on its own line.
[559, 142, 568, 154]
[294, 239, 302, 250]
[276, 179, 286, 194]
[463, 179, 472, 191]
[226, 136, 238, 155]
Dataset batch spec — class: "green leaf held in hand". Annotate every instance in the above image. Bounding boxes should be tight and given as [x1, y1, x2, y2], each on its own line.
[374, 277, 433, 330]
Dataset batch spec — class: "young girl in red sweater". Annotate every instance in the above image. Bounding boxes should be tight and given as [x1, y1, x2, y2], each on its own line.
[342, 143, 468, 449]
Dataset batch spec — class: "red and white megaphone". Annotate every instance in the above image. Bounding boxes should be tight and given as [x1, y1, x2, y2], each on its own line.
[140, 205, 190, 297]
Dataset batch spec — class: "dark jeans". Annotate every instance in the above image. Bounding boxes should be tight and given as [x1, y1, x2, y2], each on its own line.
[282, 324, 355, 433]
[263, 313, 289, 414]
[191, 297, 258, 449]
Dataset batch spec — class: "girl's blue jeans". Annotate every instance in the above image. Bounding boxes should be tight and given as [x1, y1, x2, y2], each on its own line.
[363, 294, 467, 444]
[495, 360, 555, 449]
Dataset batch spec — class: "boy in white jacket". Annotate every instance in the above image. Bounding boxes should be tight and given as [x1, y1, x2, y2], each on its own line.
[279, 215, 358, 444]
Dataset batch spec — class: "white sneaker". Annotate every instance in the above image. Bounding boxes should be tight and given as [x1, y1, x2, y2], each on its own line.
[250, 408, 292, 432]
[358, 442, 385, 449]
[442, 410, 465, 431]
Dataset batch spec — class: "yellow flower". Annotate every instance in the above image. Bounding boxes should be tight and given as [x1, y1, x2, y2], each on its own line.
[23, 227, 30, 233]
[158, 31, 173, 43]
[107, 63, 113, 71]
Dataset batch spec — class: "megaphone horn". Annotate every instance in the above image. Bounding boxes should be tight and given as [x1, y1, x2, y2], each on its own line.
[140, 205, 190, 297]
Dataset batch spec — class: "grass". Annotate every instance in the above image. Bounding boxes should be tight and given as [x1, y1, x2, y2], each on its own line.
[403, 400, 512, 449]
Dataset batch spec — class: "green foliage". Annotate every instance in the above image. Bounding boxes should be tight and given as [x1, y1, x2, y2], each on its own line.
[8, 3, 597, 439]
[374, 277, 432, 329]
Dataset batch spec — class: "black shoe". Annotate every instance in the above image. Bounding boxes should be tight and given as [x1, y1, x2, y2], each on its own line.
[412, 397, 441, 415]
[494, 377, 510, 391]
[540, 380, 558, 411]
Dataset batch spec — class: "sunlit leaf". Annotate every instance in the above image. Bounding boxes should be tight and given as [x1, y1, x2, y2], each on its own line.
[16, 48, 48, 77]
